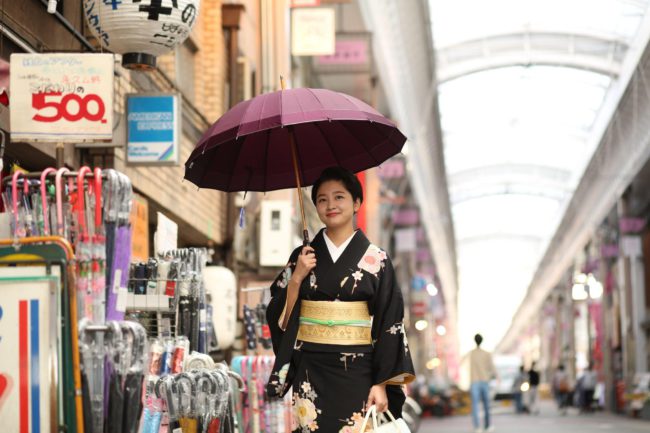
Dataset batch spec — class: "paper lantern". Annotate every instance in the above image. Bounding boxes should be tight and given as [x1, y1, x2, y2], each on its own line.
[83, 0, 201, 70]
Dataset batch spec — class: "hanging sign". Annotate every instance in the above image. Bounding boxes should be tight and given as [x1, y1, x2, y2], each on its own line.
[155, 211, 178, 255]
[83, 0, 201, 70]
[126, 94, 180, 164]
[291, 8, 336, 56]
[10, 53, 114, 143]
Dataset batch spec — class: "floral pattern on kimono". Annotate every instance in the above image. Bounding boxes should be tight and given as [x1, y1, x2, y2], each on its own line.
[338, 407, 366, 433]
[292, 375, 322, 432]
[266, 228, 416, 429]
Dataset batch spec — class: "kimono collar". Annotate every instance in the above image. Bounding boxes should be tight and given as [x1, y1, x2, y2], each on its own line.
[310, 228, 371, 299]
[323, 229, 357, 263]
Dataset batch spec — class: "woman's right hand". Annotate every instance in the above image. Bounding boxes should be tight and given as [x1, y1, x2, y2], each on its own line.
[291, 246, 316, 283]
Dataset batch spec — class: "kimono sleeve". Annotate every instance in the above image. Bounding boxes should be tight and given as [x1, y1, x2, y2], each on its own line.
[371, 256, 416, 386]
[266, 247, 301, 355]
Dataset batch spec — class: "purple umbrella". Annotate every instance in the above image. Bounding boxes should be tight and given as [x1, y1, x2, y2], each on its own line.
[184, 86, 406, 243]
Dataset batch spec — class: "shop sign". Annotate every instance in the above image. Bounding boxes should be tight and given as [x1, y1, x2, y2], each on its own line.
[395, 228, 417, 253]
[316, 38, 369, 65]
[155, 212, 178, 255]
[416, 248, 431, 263]
[619, 217, 646, 234]
[620, 235, 642, 258]
[291, 8, 336, 56]
[392, 208, 419, 226]
[0, 271, 58, 433]
[130, 193, 150, 262]
[126, 94, 180, 165]
[10, 53, 114, 142]
[378, 160, 405, 179]
[83, 0, 200, 70]
[600, 243, 619, 258]
[292, 0, 321, 6]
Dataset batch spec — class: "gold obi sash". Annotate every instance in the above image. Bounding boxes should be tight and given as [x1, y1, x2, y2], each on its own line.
[297, 300, 372, 345]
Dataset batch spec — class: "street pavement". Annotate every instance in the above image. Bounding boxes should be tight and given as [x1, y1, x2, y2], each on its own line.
[418, 400, 649, 433]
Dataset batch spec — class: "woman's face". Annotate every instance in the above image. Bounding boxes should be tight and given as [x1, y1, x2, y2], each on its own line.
[315, 180, 361, 230]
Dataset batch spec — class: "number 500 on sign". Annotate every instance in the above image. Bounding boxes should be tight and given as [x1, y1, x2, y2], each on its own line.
[10, 53, 114, 143]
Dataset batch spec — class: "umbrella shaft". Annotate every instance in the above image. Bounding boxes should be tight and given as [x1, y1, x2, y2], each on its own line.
[288, 128, 309, 245]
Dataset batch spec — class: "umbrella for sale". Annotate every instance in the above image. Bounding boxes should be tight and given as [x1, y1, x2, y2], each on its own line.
[184, 82, 406, 244]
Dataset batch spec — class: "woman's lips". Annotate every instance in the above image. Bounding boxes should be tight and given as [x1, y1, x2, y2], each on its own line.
[326, 212, 339, 217]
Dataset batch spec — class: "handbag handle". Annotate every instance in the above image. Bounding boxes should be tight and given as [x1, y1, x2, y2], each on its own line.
[359, 405, 404, 432]
[359, 405, 378, 432]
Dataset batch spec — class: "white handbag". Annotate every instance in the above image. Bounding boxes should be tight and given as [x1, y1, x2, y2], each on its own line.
[359, 405, 412, 433]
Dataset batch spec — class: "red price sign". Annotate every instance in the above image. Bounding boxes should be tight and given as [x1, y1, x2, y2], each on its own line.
[31, 92, 107, 124]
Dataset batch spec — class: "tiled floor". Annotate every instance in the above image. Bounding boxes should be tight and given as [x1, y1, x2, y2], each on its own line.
[418, 401, 649, 433]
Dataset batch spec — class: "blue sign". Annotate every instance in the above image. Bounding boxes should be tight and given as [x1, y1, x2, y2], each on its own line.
[127, 94, 180, 164]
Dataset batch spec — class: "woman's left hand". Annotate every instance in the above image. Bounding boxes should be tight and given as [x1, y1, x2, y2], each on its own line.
[367, 384, 388, 413]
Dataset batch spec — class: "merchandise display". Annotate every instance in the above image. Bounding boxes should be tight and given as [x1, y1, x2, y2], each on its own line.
[0, 168, 259, 433]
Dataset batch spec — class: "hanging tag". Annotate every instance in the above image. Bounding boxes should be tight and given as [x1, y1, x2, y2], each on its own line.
[238, 206, 245, 228]
[113, 269, 122, 294]
[116, 287, 128, 312]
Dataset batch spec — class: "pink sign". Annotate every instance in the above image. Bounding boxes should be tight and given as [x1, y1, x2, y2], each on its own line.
[600, 244, 619, 259]
[316, 39, 369, 65]
[392, 209, 419, 226]
[619, 217, 646, 234]
[378, 160, 405, 179]
[416, 248, 431, 263]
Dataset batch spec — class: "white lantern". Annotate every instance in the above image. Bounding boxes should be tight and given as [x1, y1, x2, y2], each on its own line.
[83, 0, 201, 70]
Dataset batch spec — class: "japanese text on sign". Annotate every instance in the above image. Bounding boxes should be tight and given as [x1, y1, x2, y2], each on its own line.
[10, 53, 114, 142]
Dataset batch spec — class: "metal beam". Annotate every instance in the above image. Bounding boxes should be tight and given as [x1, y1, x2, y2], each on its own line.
[358, 0, 460, 354]
[437, 31, 626, 82]
[497, 14, 650, 353]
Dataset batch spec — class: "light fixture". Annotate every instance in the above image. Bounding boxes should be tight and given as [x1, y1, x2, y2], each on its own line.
[415, 320, 429, 331]
[425, 357, 441, 370]
[426, 283, 438, 296]
[586, 274, 603, 299]
[83, 1, 202, 70]
[572, 273, 604, 300]
[436, 325, 447, 336]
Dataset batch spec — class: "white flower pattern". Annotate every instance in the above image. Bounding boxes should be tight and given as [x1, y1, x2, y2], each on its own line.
[347, 244, 387, 294]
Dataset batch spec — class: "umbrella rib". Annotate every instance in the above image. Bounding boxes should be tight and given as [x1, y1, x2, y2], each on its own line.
[263, 129, 270, 193]
[313, 122, 343, 167]
[338, 120, 382, 166]
[226, 133, 248, 192]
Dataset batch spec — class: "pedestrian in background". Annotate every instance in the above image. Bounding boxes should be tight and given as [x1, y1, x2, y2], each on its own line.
[512, 365, 526, 414]
[527, 362, 540, 415]
[552, 364, 570, 415]
[579, 362, 597, 413]
[468, 334, 496, 433]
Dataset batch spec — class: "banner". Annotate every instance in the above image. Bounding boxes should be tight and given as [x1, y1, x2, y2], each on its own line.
[10, 53, 114, 142]
[126, 94, 181, 164]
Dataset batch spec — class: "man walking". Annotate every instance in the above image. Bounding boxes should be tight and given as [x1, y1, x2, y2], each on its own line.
[527, 362, 541, 414]
[469, 334, 496, 433]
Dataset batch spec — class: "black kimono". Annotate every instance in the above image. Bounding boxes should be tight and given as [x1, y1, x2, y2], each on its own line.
[266, 229, 415, 433]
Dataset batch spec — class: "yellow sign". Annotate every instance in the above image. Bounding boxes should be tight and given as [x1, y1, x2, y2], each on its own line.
[130, 193, 149, 262]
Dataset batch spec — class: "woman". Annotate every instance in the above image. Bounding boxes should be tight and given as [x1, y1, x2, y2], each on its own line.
[266, 167, 415, 433]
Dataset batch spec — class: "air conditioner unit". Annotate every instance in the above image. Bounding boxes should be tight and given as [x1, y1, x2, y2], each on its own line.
[259, 200, 292, 267]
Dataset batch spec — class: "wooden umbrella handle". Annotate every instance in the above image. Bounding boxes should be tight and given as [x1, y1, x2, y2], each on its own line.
[288, 127, 309, 246]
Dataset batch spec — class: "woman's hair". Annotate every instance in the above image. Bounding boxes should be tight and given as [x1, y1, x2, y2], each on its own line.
[311, 166, 363, 206]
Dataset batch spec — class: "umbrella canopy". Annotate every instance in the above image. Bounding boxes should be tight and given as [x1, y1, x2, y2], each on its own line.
[184, 88, 406, 192]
